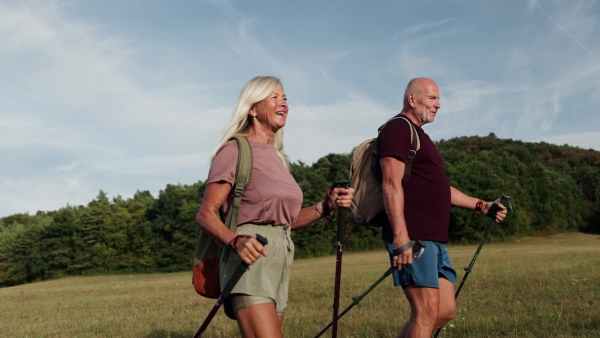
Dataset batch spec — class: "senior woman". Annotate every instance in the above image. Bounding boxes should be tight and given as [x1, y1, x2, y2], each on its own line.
[196, 76, 354, 338]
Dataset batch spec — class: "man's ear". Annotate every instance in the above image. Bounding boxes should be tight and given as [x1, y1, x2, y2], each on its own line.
[408, 93, 417, 107]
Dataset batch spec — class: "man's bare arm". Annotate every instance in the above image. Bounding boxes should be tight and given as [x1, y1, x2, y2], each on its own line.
[380, 156, 413, 268]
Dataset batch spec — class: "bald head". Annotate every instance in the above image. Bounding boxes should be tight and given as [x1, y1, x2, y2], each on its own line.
[402, 77, 440, 126]
[403, 78, 437, 103]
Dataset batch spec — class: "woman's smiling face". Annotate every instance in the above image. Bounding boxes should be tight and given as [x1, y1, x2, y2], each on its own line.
[251, 84, 288, 134]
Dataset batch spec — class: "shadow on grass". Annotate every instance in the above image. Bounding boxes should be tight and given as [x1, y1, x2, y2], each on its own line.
[145, 329, 192, 338]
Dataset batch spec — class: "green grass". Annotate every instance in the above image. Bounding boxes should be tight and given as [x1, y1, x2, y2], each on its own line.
[1, 232, 598, 337]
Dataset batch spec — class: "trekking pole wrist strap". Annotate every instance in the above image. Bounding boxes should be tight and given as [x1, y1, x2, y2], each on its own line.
[227, 235, 239, 250]
[392, 240, 426, 257]
[392, 241, 415, 255]
[228, 235, 251, 252]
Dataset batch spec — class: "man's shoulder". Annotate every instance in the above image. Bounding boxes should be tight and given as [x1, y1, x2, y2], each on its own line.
[377, 116, 413, 158]
[381, 114, 412, 132]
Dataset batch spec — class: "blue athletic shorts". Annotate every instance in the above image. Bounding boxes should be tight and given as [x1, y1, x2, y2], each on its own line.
[384, 240, 457, 288]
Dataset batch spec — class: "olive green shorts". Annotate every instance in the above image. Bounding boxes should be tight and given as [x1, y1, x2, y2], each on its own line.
[219, 223, 294, 316]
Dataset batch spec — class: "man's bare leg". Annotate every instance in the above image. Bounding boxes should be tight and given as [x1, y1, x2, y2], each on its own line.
[396, 278, 456, 338]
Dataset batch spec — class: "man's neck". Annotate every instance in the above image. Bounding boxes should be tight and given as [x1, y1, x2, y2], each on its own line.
[401, 111, 423, 127]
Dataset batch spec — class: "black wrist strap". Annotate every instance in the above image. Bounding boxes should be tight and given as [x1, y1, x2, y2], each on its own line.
[392, 240, 426, 256]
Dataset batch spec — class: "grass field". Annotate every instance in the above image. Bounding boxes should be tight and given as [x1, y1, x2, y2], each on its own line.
[1, 232, 598, 337]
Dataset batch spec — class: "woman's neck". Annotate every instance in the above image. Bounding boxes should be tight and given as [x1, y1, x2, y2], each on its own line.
[248, 128, 275, 144]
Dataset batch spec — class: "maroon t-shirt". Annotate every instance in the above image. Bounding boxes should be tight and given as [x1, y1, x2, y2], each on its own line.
[377, 114, 451, 242]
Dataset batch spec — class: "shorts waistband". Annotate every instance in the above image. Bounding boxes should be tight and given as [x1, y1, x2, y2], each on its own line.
[239, 223, 290, 234]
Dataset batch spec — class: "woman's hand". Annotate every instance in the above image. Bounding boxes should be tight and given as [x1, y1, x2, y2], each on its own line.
[328, 187, 355, 210]
[292, 186, 355, 229]
[231, 235, 268, 265]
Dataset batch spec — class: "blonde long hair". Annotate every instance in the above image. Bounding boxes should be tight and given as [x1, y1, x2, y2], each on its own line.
[211, 76, 290, 170]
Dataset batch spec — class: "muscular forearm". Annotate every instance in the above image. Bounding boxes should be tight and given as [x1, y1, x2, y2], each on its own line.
[380, 156, 413, 268]
[380, 157, 410, 245]
[450, 186, 480, 210]
[450, 186, 506, 219]
[382, 180, 409, 241]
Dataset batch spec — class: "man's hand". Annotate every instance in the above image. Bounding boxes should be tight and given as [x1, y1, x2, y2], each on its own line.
[392, 237, 413, 270]
[482, 202, 508, 223]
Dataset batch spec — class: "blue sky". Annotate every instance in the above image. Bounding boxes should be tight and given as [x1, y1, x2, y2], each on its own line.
[1, 0, 599, 217]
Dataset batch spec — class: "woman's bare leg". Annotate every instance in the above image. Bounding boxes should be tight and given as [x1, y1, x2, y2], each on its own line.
[236, 302, 282, 338]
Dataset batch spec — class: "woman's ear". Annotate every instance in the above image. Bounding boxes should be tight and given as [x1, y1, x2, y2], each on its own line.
[249, 104, 258, 118]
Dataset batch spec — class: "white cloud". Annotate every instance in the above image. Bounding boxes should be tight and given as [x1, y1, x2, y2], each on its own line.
[1, 178, 90, 215]
[1, 0, 599, 217]
[0, 2, 221, 215]
[441, 80, 506, 117]
[285, 97, 393, 163]
[533, 0, 599, 60]
[400, 18, 458, 35]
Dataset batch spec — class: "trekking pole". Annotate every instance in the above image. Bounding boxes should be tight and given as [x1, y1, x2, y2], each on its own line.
[433, 195, 512, 338]
[330, 179, 350, 338]
[314, 240, 426, 338]
[193, 234, 268, 338]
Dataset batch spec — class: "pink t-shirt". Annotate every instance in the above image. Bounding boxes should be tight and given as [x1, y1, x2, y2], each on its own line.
[207, 139, 303, 226]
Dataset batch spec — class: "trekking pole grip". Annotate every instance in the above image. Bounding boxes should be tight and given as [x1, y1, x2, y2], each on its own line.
[486, 195, 512, 219]
[334, 180, 350, 242]
[255, 234, 268, 246]
[221, 234, 268, 298]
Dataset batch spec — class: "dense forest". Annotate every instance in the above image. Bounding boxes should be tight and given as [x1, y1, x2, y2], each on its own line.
[1, 134, 599, 288]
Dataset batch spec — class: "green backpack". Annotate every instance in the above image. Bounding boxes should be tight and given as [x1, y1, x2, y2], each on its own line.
[192, 136, 252, 298]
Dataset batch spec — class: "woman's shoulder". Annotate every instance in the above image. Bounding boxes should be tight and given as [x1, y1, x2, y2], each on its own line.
[211, 139, 240, 167]
[216, 139, 240, 155]
[207, 139, 241, 182]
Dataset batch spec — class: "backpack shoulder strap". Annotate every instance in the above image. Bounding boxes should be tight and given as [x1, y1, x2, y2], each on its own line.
[398, 117, 420, 186]
[377, 116, 420, 186]
[222, 136, 252, 232]
[377, 116, 403, 134]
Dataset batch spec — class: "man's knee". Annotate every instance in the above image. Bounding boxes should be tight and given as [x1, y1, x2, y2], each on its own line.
[412, 296, 455, 329]
[435, 302, 456, 328]
[439, 305, 455, 322]
[412, 298, 440, 326]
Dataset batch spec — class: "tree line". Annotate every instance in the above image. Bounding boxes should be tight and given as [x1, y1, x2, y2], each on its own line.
[1, 134, 598, 287]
